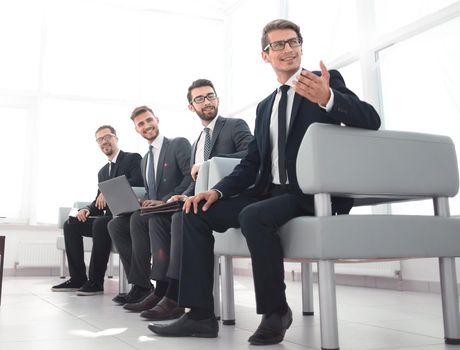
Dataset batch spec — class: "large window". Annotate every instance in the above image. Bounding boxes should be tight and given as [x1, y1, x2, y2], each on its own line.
[379, 16, 460, 214]
[0, 0, 225, 224]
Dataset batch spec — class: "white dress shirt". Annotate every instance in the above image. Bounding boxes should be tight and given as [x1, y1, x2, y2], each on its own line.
[270, 67, 334, 185]
[195, 116, 219, 165]
[145, 134, 164, 182]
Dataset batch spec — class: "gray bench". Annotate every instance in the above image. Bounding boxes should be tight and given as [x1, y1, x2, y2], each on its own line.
[196, 123, 460, 350]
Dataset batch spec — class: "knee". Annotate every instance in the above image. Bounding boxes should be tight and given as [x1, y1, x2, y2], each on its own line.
[239, 204, 260, 229]
[107, 218, 119, 239]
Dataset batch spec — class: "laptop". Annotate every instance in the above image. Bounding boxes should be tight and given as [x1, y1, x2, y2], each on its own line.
[98, 175, 145, 216]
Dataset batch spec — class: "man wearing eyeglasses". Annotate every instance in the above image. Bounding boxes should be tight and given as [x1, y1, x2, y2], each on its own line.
[149, 19, 380, 344]
[52, 125, 143, 295]
[122, 79, 253, 320]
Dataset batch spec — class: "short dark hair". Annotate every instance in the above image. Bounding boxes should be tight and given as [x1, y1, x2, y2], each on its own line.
[261, 19, 303, 51]
[187, 79, 217, 103]
[95, 125, 116, 136]
[130, 105, 154, 121]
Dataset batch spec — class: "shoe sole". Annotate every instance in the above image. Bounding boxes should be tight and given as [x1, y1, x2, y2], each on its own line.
[141, 313, 185, 321]
[51, 288, 79, 292]
[148, 329, 218, 338]
[76, 291, 104, 296]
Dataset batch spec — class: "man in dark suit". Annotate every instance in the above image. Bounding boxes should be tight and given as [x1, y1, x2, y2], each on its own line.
[108, 106, 192, 306]
[122, 79, 253, 320]
[52, 125, 143, 295]
[149, 19, 381, 344]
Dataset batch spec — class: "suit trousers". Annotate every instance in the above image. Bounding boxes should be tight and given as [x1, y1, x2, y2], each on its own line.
[108, 211, 152, 289]
[178, 188, 312, 314]
[63, 215, 112, 285]
[148, 212, 181, 281]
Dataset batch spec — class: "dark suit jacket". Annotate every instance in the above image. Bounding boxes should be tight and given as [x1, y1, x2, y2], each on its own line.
[183, 116, 253, 196]
[214, 69, 381, 214]
[141, 137, 192, 202]
[84, 150, 143, 216]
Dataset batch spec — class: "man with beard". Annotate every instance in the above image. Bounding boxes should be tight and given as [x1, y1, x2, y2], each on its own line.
[108, 106, 192, 306]
[52, 125, 143, 295]
[122, 79, 253, 322]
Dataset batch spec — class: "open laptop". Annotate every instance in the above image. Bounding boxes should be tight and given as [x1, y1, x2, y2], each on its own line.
[98, 175, 145, 216]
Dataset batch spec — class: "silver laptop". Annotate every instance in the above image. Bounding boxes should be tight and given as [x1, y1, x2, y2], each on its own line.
[98, 175, 145, 216]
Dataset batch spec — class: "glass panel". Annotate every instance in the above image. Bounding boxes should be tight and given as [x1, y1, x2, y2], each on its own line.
[374, 0, 457, 36]
[289, 0, 358, 67]
[43, 1, 139, 99]
[227, 0, 279, 112]
[138, 13, 224, 107]
[0, 0, 41, 91]
[0, 107, 28, 220]
[379, 17, 460, 214]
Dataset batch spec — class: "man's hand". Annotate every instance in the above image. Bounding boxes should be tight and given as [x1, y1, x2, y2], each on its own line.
[183, 190, 219, 214]
[141, 200, 166, 208]
[293, 60, 331, 106]
[167, 195, 188, 203]
[191, 163, 201, 181]
[95, 193, 106, 210]
[76, 209, 90, 222]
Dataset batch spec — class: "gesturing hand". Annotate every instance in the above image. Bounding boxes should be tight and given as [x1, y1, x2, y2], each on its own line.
[293, 60, 331, 106]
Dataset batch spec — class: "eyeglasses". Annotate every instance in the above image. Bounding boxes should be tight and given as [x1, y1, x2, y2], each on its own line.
[264, 37, 302, 51]
[191, 92, 217, 104]
[96, 134, 115, 144]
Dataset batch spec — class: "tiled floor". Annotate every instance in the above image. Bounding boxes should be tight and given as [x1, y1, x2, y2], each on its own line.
[0, 275, 459, 350]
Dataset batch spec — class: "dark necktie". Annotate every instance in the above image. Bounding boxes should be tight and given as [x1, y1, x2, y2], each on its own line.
[278, 85, 290, 185]
[147, 145, 157, 200]
[203, 127, 211, 161]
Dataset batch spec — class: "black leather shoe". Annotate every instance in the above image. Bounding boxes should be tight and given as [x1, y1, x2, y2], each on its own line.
[112, 285, 152, 305]
[148, 313, 218, 338]
[112, 293, 128, 305]
[248, 306, 293, 345]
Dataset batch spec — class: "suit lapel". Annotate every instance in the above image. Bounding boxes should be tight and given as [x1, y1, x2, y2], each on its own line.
[210, 116, 224, 152]
[261, 91, 277, 155]
[156, 137, 169, 189]
[288, 93, 302, 136]
[110, 150, 123, 178]
[191, 138, 198, 164]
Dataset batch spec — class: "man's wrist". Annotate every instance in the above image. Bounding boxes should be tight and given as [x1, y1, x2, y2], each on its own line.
[211, 188, 223, 199]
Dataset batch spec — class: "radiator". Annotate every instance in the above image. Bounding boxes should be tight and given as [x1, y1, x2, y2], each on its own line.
[15, 241, 61, 267]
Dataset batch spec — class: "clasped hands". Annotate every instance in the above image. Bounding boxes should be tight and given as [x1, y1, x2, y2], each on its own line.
[293, 60, 331, 106]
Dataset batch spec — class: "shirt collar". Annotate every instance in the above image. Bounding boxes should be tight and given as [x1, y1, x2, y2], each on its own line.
[204, 115, 219, 132]
[278, 67, 303, 91]
[149, 134, 164, 150]
[109, 149, 120, 163]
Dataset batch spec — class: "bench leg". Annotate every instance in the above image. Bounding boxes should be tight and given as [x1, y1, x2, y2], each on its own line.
[60, 250, 66, 278]
[221, 255, 235, 325]
[301, 261, 314, 315]
[118, 256, 130, 294]
[318, 260, 339, 350]
[439, 257, 460, 344]
[213, 255, 221, 320]
[107, 253, 114, 278]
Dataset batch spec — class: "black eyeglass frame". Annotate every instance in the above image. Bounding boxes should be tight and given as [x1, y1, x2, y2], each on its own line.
[96, 134, 116, 144]
[191, 92, 218, 104]
[263, 37, 302, 52]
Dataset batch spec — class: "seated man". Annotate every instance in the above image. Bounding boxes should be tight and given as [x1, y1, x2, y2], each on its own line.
[123, 79, 253, 321]
[52, 125, 143, 295]
[108, 106, 192, 306]
[148, 19, 381, 345]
